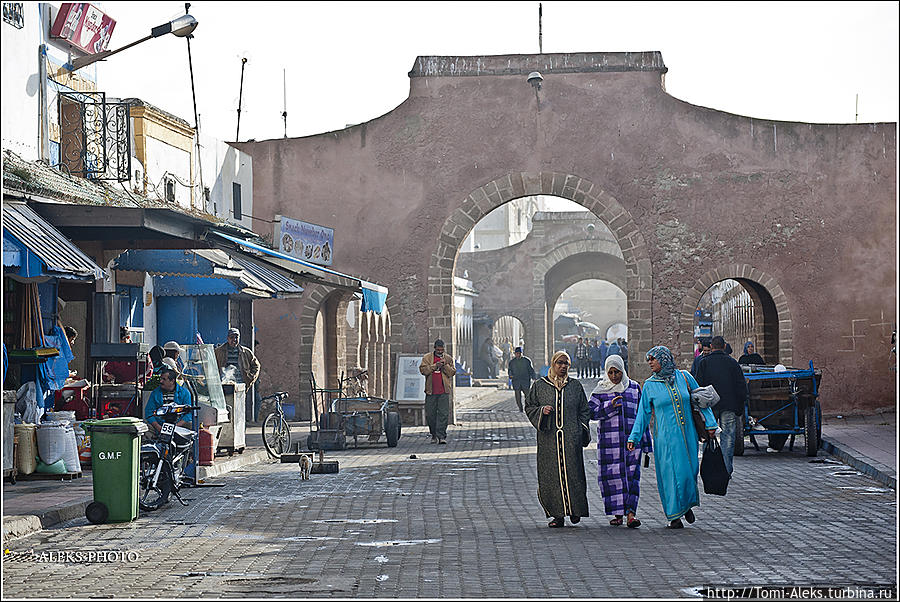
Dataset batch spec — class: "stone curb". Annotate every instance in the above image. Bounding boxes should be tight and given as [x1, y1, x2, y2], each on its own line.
[821, 436, 896, 489]
[2, 447, 270, 544]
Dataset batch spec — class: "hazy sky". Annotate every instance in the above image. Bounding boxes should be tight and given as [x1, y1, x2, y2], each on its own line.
[94, 1, 899, 143]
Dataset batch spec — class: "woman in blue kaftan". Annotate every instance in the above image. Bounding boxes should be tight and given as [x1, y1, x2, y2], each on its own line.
[627, 345, 717, 529]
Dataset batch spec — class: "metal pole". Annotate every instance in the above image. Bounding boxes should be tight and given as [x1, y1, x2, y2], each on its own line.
[282, 68, 288, 138]
[236, 57, 247, 141]
[539, 3, 542, 54]
[185, 3, 204, 209]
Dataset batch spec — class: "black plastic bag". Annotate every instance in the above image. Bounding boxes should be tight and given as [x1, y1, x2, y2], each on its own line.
[700, 437, 730, 496]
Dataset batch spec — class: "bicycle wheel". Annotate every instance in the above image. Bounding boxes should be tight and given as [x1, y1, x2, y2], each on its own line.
[263, 413, 292, 458]
[139, 456, 171, 511]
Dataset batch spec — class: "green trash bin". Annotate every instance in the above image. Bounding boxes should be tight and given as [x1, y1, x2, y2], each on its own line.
[84, 417, 148, 524]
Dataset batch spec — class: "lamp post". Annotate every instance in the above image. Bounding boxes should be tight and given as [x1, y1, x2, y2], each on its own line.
[64, 14, 198, 72]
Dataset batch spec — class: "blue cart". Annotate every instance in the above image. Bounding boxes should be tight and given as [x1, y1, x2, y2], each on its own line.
[738, 361, 822, 457]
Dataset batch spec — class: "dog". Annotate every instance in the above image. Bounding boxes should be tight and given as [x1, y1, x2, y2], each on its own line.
[298, 453, 313, 480]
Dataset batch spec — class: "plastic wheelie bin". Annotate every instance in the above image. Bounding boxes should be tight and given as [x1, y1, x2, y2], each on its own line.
[84, 417, 148, 524]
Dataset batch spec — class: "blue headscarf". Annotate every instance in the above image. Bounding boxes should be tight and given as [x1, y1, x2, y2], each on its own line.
[743, 341, 754, 355]
[647, 345, 677, 384]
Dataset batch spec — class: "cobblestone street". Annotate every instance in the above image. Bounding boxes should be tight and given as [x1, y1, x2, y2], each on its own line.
[3, 385, 896, 598]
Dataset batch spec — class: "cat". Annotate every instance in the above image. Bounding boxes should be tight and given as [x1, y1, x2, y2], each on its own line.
[299, 453, 313, 480]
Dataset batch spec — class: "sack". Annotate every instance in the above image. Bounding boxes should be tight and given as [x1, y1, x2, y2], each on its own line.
[581, 423, 591, 448]
[700, 438, 730, 496]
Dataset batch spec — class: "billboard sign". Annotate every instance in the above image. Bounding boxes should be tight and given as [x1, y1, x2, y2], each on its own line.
[277, 216, 334, 266]
[50, 3, 116, 55]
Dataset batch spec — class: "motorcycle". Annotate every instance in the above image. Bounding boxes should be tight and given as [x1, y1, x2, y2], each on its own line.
[139, 403, 200, 511]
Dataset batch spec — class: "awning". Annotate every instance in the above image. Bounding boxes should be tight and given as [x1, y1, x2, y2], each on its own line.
[2, 201, 105, 280]
[152, 275, 269, 298]
[113, 249, 244, 278]
[229, 254, 304, 299]
[210, 230, 388, 314]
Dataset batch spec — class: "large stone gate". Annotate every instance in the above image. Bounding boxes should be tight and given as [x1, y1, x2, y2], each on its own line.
[236, 51, 896, 415]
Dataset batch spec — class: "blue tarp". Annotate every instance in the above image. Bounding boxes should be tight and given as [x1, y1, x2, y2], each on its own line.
[212, 231, 388, 314]
[43, 325, 75, 391]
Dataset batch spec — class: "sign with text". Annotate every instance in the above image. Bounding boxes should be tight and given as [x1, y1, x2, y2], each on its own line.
[394, 354, 426, 402]
[50, 3, 116, 55]
[277, 216, 334, 266]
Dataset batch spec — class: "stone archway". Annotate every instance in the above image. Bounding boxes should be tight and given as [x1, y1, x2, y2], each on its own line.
[545, 272, 628, 358]
[430, 172, 652, 377]
[678, 265, 793, 368]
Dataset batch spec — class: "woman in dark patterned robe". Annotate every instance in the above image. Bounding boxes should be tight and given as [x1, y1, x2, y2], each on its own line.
[525, 350, 591, 528]
[589, 354, 652, 528]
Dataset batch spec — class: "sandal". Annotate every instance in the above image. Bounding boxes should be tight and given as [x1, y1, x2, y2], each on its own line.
[627, 518, 641, 529]
[609, 517, 623, 526]
[548, 517, 565, 528]
[666, 519, 684, 529]
[684, 509, 696, 524]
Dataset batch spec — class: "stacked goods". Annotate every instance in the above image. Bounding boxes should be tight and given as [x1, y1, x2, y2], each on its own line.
[14, 424, 37, 475]
[36, 421, 81, 472]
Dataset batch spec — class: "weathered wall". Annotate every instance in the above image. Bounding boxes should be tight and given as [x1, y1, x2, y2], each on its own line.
[236, 52, 896, 414]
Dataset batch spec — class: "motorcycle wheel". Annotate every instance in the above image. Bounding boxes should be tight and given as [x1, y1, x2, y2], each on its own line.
[139, 457, 172, 511]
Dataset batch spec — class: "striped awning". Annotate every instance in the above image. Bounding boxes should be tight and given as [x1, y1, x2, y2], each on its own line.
[2, 201, 105, 280]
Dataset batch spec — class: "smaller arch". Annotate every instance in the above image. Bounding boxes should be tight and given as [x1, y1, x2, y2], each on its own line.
[679, 265, 793, 368]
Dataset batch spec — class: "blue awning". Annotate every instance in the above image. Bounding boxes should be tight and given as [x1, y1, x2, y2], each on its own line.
[114, 249, 244, 278]
[2, 202, 105, 280]
[153, 275, 248, 297]
[211, 230, 388, 314]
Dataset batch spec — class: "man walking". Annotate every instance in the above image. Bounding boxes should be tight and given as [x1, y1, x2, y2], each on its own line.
[696, 336, 748, 475]
[575, 337, 589, 379]
[691, 337, 711, 377]
[589, 339, 602, 378]
[419, 339, 456, 444]
[507, 347, 536, 411]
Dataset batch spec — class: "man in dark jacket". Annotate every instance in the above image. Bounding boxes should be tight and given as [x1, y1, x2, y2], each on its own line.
[690, 337, 711, 377]
[507, 347, 536, 411]
[696, 336, 747, 475]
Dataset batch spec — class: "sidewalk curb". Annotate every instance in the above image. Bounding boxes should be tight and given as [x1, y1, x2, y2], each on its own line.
[821, 436, 896, 489]
[3, 448, 270, 544]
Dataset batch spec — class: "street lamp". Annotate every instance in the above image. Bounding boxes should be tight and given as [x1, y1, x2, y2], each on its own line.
[65, 13, 198, 72]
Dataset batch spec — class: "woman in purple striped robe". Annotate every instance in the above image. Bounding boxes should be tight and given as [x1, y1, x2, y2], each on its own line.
[589, 353, 652, 528]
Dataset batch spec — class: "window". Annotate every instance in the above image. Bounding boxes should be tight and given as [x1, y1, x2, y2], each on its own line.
[232, 182, 242, 219]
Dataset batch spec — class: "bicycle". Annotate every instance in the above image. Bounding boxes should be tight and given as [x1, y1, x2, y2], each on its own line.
[261, 391, 291, 458]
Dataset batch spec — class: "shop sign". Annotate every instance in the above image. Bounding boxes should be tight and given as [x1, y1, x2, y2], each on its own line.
[277, 216, 334, 266]
[50, 3, 116, 55]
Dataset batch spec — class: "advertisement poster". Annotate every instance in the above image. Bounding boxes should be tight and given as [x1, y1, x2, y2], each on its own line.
[394, 354, 426, 402]
[277, 216, 334, 266]
[50, 3, 116, 55]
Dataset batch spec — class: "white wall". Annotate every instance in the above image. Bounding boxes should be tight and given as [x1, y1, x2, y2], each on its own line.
[143, 136, 192, 208]
[2, 4, 45, 159]
[199, 134, 253, 229]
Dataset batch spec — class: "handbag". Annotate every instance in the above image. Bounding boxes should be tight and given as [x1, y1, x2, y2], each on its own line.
[700, 437, 730, 496]
[692, 408, 710, 442]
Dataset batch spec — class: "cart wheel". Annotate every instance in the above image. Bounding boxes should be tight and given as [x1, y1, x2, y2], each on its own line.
[805, 404, 819, 457]
[815, 400, 822, 449]
[734, 416, 744, 457]
[85, 501, 108, 525]
[307, 432, 319, 451]
[385, 411, 401, 448]
[767, 434, 788, 451]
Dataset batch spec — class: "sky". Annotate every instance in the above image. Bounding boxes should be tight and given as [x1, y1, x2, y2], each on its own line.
[93, 1, 899, 144]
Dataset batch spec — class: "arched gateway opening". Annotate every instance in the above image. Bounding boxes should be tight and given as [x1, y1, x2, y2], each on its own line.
[678, 266, 794, 368]
[428, 172, 652, 396]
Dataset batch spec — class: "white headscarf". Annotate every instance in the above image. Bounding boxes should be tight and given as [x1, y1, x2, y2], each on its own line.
[591, 354, 630, 395]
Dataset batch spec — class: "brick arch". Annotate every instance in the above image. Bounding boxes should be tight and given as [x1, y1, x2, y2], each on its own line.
[678, 264, 794, 368]
[486, 312, 529, 348]
[430, 171, 653, 372]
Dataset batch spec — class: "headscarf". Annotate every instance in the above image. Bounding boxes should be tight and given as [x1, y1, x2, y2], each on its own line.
[592, 353, 629, 395]
[548, 350, 571, 390]
[743, 341, 754, 355]
[647, 345, 677, 384]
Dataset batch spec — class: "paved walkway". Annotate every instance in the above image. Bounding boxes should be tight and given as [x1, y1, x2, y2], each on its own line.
[1, 385, 895, 598]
